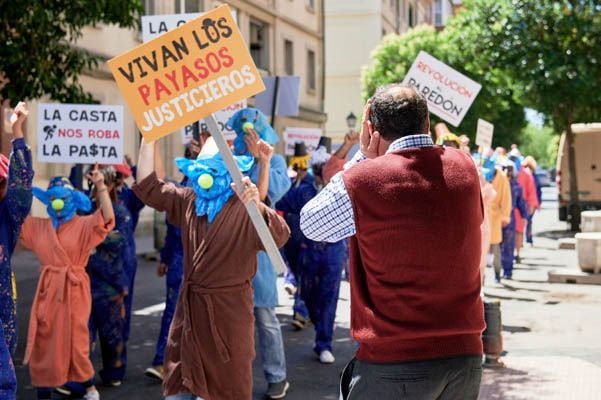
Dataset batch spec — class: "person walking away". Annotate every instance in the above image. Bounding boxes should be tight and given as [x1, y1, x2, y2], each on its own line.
[300, 84, 485, 400]
[486, 165, 512, 283]
[514, 156, 539, 261]
[0, 102, 33, 400]
[20, 166, 115, 400]
[523, 156, 541, 245]
[132, 137, 289, 400]
[228, 108, 292, 399]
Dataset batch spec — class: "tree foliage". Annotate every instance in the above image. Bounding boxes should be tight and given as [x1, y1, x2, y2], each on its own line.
[518, 124, 559, 169]
[362, 25, 526, 147]
[0, 0, 143, 104]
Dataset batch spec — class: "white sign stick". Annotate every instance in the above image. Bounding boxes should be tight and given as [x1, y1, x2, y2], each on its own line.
[205, 115, 286, 274]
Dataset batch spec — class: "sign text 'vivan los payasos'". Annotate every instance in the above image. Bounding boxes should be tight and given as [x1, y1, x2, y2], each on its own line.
[108, 5, 265, 141]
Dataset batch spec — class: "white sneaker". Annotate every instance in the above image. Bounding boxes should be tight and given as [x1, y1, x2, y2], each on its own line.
[319, 350, 335, 364]
[83, 390, 100, 400]
[284, 283, 297, 296]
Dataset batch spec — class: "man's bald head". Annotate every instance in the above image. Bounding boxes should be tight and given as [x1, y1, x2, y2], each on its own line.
[369, 84, 430, 142]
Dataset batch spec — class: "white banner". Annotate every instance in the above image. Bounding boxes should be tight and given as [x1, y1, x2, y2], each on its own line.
[37, 103, 124, 164]
[141, 13, 201, 42]
[180, 100, 247, 144]
[284, 127, 322, 156]
[402, 51, 482, 127]
[476, 118, 494, 149]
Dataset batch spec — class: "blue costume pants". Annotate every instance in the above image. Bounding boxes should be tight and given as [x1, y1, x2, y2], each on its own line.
[501, 223, 516, 278]
[300, 242, 345, 354]
[89, 295, 126, 383]
[152, 254, 183, 366]
[0, 323, 16, 400]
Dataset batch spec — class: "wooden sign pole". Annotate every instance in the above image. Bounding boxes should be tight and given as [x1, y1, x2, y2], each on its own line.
[205, 115, 287, 274]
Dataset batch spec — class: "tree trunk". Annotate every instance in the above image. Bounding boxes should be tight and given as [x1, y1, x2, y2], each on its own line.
[566, 114, 580, 231]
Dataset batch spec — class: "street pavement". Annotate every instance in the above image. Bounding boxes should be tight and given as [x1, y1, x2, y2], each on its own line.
[12, 186, 601, 399]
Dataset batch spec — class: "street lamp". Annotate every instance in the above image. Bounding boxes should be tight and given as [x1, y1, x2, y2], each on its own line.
[346, 112, 357, 131]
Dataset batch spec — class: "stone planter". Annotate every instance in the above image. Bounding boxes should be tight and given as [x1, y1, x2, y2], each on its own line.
[575, 232, 601, 273]
[581, 210, 601, 233]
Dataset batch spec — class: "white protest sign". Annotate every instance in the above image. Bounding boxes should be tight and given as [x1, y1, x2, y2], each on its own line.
[180, 100, 246, 144]
[476, 118, 494, 149]
[141, 13, 201, 42]
[37, 103, 124, 164]
[284, 127, 322, 156]
[402, 51, 482, 127]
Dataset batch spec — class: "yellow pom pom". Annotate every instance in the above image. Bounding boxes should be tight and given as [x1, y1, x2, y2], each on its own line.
[51, 198, 65, 211]
[242, 121, 254, 133]
[197, 173, 214, 190]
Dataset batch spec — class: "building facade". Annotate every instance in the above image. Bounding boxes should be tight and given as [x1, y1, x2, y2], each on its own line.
[11, 0, 325, 227]
[325, 0, 458, 143]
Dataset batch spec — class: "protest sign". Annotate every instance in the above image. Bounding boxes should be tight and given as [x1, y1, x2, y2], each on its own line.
[180, 100, 246, 143]
[37, 103, 124, 164]
[402, 51, 481, 127]
[476, 118, 494, 149]
[284, 127, 322, 156]
[108, 4, 264, 142]
[142, 13, 201, 42]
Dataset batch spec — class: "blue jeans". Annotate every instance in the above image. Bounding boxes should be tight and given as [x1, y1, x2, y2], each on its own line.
[165, 394, 204, 400]
[254, 307, 287, 383]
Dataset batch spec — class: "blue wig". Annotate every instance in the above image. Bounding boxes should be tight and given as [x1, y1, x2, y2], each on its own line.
[227, 108, 279, 155]
[175, 153, 254, 223]
[33, 177, 92, 229]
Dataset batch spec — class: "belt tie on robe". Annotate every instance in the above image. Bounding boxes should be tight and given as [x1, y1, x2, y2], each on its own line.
[180, 280, 250, 391]
[24, 264, 83, 364]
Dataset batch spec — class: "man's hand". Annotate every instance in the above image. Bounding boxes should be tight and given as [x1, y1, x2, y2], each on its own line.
[157, 263, 168, 277]
[257, 140, 274, 164]
[232, 176, 260, 206]
[86, 163, 106, 190]
[243, 129, 261, 158]
[189, 138, 202, 158]
[344, 131, 360, 147]
[10, 101, 28, 139]
[359, 101, 381, 159]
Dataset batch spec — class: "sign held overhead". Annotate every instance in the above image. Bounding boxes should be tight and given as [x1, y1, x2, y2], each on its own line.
[402, 51, 481, 127]
[476, 118, 494, 149]
[37, 103, 124, 164]
[108, 5, 265, 142]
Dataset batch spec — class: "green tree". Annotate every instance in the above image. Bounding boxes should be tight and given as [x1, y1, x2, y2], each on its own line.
[361, 25, 526, 147]
[454, 0, 601, 230]
[518, 124, 559, 169]
[0, 0, 143, 104]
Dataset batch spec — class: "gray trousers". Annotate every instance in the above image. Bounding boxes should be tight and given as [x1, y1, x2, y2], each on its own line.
[340, 355, 482, 400]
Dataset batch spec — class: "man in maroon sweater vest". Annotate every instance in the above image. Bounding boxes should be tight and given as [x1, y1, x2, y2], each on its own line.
[300, 84, 485, 400]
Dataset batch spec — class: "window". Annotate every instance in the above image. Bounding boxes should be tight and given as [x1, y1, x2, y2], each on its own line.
[306, 0, 315, 10]
[307, 49, 316, 91]
[250, 20, 269, 71]
[175, 0, 200, 13]
[144, 0, 154, 14]
[284, 40, 294, 75]
[434, 0, 443, 26]
[408, 4, 414, 27]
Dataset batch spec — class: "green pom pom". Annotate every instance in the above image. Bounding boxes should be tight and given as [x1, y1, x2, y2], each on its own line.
[242, 121, 254, 133]
[51, 198, 65, 211]
[197, 173, 214, 190]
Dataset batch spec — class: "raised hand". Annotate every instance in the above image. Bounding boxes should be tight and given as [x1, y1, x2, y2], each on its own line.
[243, 128, 261, 158]
[10, 101, 29, 139]
[86, 163, 105, 189]
[257, 140, 274, 164]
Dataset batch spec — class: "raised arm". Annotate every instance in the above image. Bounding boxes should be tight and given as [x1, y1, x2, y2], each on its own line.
[137, 138, 155, 182]
[6, 102, 34, 226]
[87, 163, 114, 225]
[256, 140, 274, 202]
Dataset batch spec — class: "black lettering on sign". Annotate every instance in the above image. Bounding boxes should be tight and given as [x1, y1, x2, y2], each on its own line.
[43, 144, 61, 156]
[44, 109, 61, 121]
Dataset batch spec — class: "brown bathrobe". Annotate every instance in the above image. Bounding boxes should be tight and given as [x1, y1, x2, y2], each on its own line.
[133, 173, 290, 400]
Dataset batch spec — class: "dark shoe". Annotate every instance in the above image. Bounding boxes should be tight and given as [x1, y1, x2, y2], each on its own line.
[54, 386, 72, 396]
[145, 365, 164, 381]
[266, 380, 290, 399]
[291, 313, 309, 330]
[494, 272, 501, 284]
[503, 274, 512, 280]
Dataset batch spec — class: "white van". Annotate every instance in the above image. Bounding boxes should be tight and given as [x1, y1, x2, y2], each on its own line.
[556, 123, 601, 222]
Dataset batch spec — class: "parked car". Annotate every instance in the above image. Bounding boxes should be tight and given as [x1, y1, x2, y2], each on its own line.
[556, 123, 601, 223]
[535, 168, 551, 187]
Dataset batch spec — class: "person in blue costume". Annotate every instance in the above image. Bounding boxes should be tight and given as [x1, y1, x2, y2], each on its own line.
[278, 142, 347, 364]
[228, 108, 292, 400]
[0, 102, 33, 400]
[86, 166, 130, 387]
[113, 161, 144, 361]
[145, 143, 199, 382]
[500, 158, 528, 281]
[276, 143, 314, 330]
